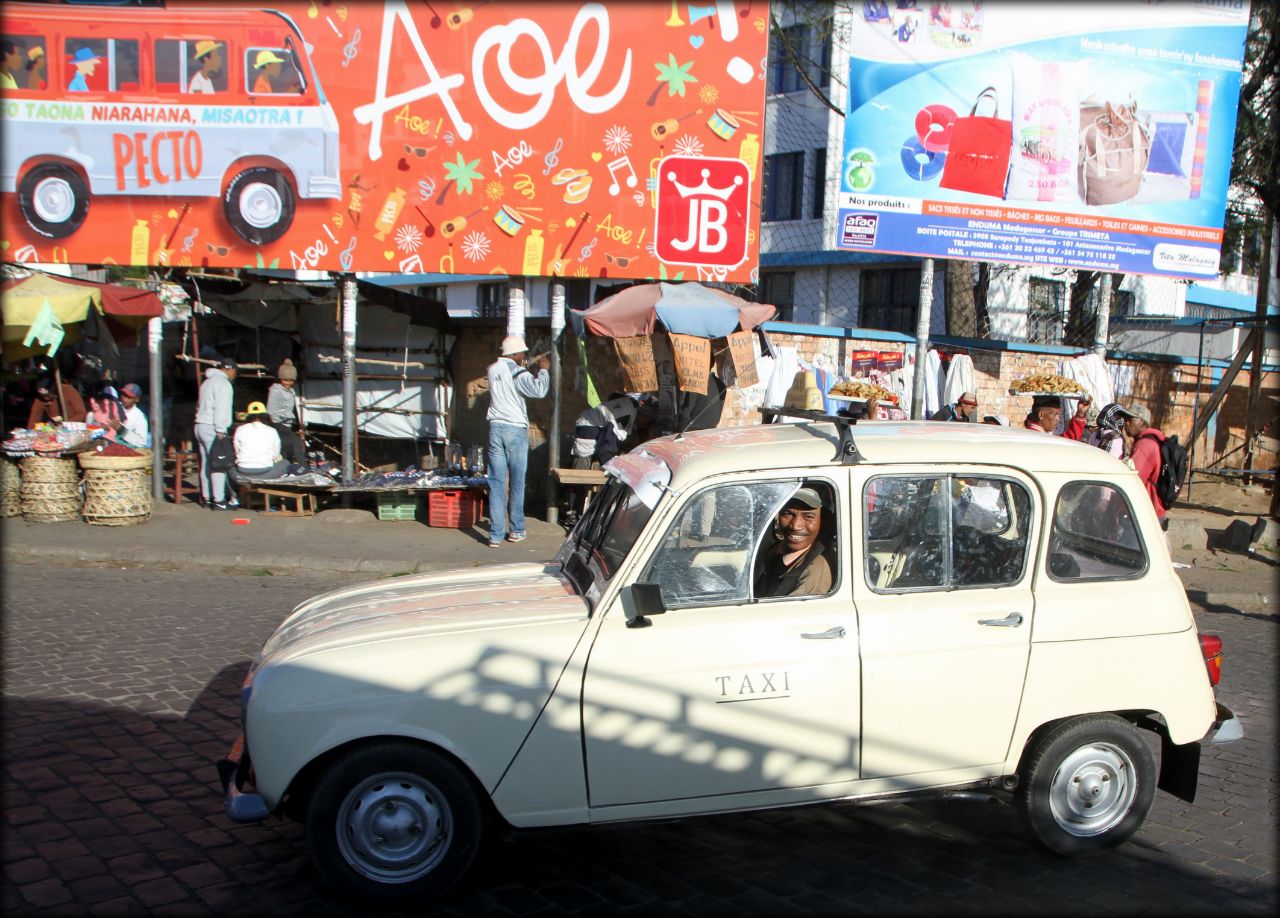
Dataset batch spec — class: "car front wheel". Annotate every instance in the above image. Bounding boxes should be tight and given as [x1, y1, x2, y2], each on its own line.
[1016, 714, 1156, 856]
[305, 742, 483, 900]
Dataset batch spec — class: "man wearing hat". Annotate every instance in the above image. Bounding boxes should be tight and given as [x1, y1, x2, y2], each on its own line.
[1024, 395, 1087, 440]
[753, 485, 833, 598]
[117, 383, 150, 449]
[232, 401, 288, 483]
[931, 391, 979, 422]
[252, 49, 286, 94]
[1119, 404, 1167, 521]
[68, 47, 101, 92]
[194, 357, 238, 509]
[485, 336, 549, 547]
[267, 358, 306, 466]
[188, 40, 223, 94]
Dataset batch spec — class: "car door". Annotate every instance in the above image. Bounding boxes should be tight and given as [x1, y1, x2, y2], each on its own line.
[853, 467, 1039, 780]
[581, 476, 862, 808]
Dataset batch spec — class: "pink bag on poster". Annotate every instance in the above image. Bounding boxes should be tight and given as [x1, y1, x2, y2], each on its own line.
[1078, 100, 1151, 206]
[938, 86, 1012, 198]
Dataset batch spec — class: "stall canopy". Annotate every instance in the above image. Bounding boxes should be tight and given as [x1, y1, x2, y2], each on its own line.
[1, 273, 163, 362]
[570, 282, 776, 339]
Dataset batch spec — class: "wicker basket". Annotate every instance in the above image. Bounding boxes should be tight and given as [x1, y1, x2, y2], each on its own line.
[1, 455, 20, 518]
[20, 456, 81, 522]
[79, 451, 153, 526]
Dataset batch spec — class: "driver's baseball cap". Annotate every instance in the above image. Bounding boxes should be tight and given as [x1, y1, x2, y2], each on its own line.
[787, 487, 823, 510]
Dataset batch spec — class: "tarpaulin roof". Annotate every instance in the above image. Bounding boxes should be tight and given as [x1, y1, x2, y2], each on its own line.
[570, 282, 776, 339]
[2, 273, 163, 362]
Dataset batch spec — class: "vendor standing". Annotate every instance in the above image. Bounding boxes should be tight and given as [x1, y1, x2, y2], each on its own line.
[266, 358, 306, 465]
[1024, 395, 1088, 439]
[572, 394, 637, 469]
[28, 377, 86, 426]
[194, 357, 237, 509]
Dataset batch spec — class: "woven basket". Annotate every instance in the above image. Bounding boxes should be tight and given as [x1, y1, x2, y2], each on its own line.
[20, 456, 80, 522]
[78, 449, 153, 472]
[1, 456, 20, 518]
[81, 465, 152, 526]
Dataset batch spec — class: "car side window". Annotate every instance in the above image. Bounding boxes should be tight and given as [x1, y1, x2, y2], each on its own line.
[864, 475, 1032, 591]
[1047, 481, 1147, 581]
[644, 481, 795, 609]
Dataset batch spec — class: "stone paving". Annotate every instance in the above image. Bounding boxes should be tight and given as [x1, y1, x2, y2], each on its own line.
[2, 561, 1275, 915]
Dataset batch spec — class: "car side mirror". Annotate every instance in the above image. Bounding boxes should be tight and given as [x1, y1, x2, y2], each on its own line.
[623, 582, 667, 629]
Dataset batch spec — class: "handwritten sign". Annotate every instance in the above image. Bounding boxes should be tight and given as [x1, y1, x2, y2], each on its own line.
[726, 330, 758, 387]
[669, 333, 710, 395]
[0, 1, 766, 279]
[613, 335, 658, 393]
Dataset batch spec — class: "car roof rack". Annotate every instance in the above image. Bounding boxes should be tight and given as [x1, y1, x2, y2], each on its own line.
[758, 405, 863, 464]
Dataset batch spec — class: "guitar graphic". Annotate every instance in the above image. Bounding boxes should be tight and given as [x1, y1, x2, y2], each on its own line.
[545, 211, 589, 276]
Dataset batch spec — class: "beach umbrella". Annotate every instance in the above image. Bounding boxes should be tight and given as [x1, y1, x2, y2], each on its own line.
[569, 281, 775, 339]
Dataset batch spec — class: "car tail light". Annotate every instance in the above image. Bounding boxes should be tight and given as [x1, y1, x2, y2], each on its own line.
[1199, 634, 1223, 687]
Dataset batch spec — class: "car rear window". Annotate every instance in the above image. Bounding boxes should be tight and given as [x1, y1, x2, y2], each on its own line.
[1047, 481, 1148, 581]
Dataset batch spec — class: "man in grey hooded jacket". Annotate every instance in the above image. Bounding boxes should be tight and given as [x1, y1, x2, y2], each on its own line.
[194, 357, 238, 509]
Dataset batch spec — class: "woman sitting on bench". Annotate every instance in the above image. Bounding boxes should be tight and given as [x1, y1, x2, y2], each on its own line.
[232, 401, 289, 482]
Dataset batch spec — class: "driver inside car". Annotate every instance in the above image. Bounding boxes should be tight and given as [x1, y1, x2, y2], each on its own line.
[753, 486, 833, 598]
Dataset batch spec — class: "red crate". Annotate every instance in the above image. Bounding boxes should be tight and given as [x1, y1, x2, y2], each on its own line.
[427, 489, 483, 528]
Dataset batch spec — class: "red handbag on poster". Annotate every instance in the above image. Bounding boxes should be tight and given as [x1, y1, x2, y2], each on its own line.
[939, 86, 1012, 198]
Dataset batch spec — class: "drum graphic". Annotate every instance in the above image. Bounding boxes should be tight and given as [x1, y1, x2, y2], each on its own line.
[707, 108, 740, 141]
[494, 205, 525, 236]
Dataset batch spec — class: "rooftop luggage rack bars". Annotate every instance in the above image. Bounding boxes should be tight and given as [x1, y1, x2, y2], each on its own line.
[758, 406, 863, 464]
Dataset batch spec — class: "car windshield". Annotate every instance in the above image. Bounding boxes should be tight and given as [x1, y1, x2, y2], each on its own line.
[557, 478, 656, 591]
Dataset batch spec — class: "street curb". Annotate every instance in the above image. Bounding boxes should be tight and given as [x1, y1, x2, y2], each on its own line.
[3, 545, 408, 576]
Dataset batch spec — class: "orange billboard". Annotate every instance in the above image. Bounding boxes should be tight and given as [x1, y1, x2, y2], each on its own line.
[0, 1, 768, 282]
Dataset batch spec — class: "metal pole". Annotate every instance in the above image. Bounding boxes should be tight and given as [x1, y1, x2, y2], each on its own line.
[547, 283, 565, 525]
[340, 275, 357, 484]
[1188, 318, 1206, 502]
[1092, 272, 1112, 356]
[909, 258, 935, 420]
[148, 317, 164, 501]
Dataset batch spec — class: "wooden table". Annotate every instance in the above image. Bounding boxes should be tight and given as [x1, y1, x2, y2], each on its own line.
[553, 467, 607, 512]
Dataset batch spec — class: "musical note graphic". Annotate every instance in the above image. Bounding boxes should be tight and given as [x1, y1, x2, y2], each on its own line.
[326, 15, 342, 38]
[414, 205, 436, 238]
[338, 237, 357, 271]
[542, 137, 563, 176]
[307, 0, 318, 18]
[181, 227, 200, 253]
[341, 27, 360, 67]
[606, 155, 638, 196]
[579, 236, 598, 261]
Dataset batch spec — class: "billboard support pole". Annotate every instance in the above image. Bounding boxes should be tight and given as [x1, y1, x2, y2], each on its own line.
[1092, 273, 1113, 355]
[910, 258, 935, 420]
[148, 316, 164, 501]
[547, 283, 565, 525]
[340, 274, 357, 486]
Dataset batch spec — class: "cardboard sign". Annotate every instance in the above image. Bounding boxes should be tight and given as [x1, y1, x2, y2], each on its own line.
[0, 1, 767, 279]
[726, 330, 758, 387]
[613, 335, 658, 393]
[668, 333, 710, 394]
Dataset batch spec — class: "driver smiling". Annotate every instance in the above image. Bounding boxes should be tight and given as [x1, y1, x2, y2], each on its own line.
[753, 486, 833, 598]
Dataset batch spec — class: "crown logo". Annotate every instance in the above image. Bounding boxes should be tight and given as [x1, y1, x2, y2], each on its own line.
[666, 167, 743, 201]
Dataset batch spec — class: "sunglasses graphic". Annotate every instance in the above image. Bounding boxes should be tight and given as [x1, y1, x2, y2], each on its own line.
[604, 252, 632, 268]
[403, 143, 436, 159]
[206, 243, 233, 256]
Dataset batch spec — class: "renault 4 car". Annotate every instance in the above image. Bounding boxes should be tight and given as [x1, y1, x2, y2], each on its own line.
[218, 418, 1241, 899]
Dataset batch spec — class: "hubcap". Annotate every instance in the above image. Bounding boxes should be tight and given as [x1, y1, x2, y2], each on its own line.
[336, 771, 452, 884]
[33, 176, 75, 223]
[1048, 741, 1137, 837]
[238, 181, 283, 229]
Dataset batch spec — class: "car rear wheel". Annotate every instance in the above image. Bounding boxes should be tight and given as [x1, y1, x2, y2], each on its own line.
[223, 166, 295, 245]
[1016, 714, 1155, 856]
[18, 163, 90, 239]
[305, 742, 483, 900]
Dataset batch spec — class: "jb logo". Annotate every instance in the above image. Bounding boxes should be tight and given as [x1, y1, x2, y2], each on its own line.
[654, 155, 750, 268]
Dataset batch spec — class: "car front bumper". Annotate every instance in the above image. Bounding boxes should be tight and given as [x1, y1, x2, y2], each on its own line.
[216, 733, 270, 823]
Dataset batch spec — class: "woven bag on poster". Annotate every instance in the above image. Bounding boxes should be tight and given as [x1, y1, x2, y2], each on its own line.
[1078, 101, 1151, 206]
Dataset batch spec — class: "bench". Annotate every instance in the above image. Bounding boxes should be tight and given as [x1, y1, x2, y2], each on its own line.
[235, 482, 320, 517]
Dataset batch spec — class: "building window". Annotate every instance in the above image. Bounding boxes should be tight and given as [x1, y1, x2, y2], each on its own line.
[761, 272, 795, 322]
[1085, 283, 1134, 318]
[477, 283, 506, 319]
[768, 24, 809, 94]
[811, 148, 827, 219]
[817, 18, 834, 87]
[860, 267, 921, 334]
[763, 152, 805, 222]
[1026, 278, 1066, 344]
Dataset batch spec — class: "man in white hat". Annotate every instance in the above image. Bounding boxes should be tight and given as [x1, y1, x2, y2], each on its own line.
[485, 336, 549, 547]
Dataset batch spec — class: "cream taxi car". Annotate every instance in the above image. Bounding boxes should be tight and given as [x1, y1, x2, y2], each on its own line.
[218, 419, 1241, 900]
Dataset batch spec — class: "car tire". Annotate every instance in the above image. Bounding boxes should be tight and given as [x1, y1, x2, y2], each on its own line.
[305, 742, 484, 900]
[223, 167, 295, 245]
[18, 163, 90, 239]
[1016, 714, 1156, 856]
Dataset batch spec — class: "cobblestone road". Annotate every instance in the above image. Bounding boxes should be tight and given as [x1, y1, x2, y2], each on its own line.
[3, 562, 1275, 916]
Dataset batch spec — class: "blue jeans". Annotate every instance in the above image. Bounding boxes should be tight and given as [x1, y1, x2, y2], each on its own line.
[487, 422, 528, 542]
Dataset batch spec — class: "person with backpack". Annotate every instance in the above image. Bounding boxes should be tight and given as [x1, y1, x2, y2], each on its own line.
[1120, 404, 1170, 526]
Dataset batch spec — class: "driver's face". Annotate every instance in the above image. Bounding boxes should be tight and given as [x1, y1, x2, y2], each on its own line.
[777, 506, 821, 553]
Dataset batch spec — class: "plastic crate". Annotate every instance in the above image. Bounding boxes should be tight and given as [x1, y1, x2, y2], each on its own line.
[376, 491, 423, 521]
[428, 489, 483, 528]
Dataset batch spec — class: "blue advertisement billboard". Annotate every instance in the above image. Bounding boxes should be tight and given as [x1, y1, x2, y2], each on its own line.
[836, 1, 1251, 278]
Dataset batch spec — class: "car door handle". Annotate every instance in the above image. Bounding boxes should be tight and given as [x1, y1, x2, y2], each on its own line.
[978, 613, 1024, 627]
[801, 626, 846, 639]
